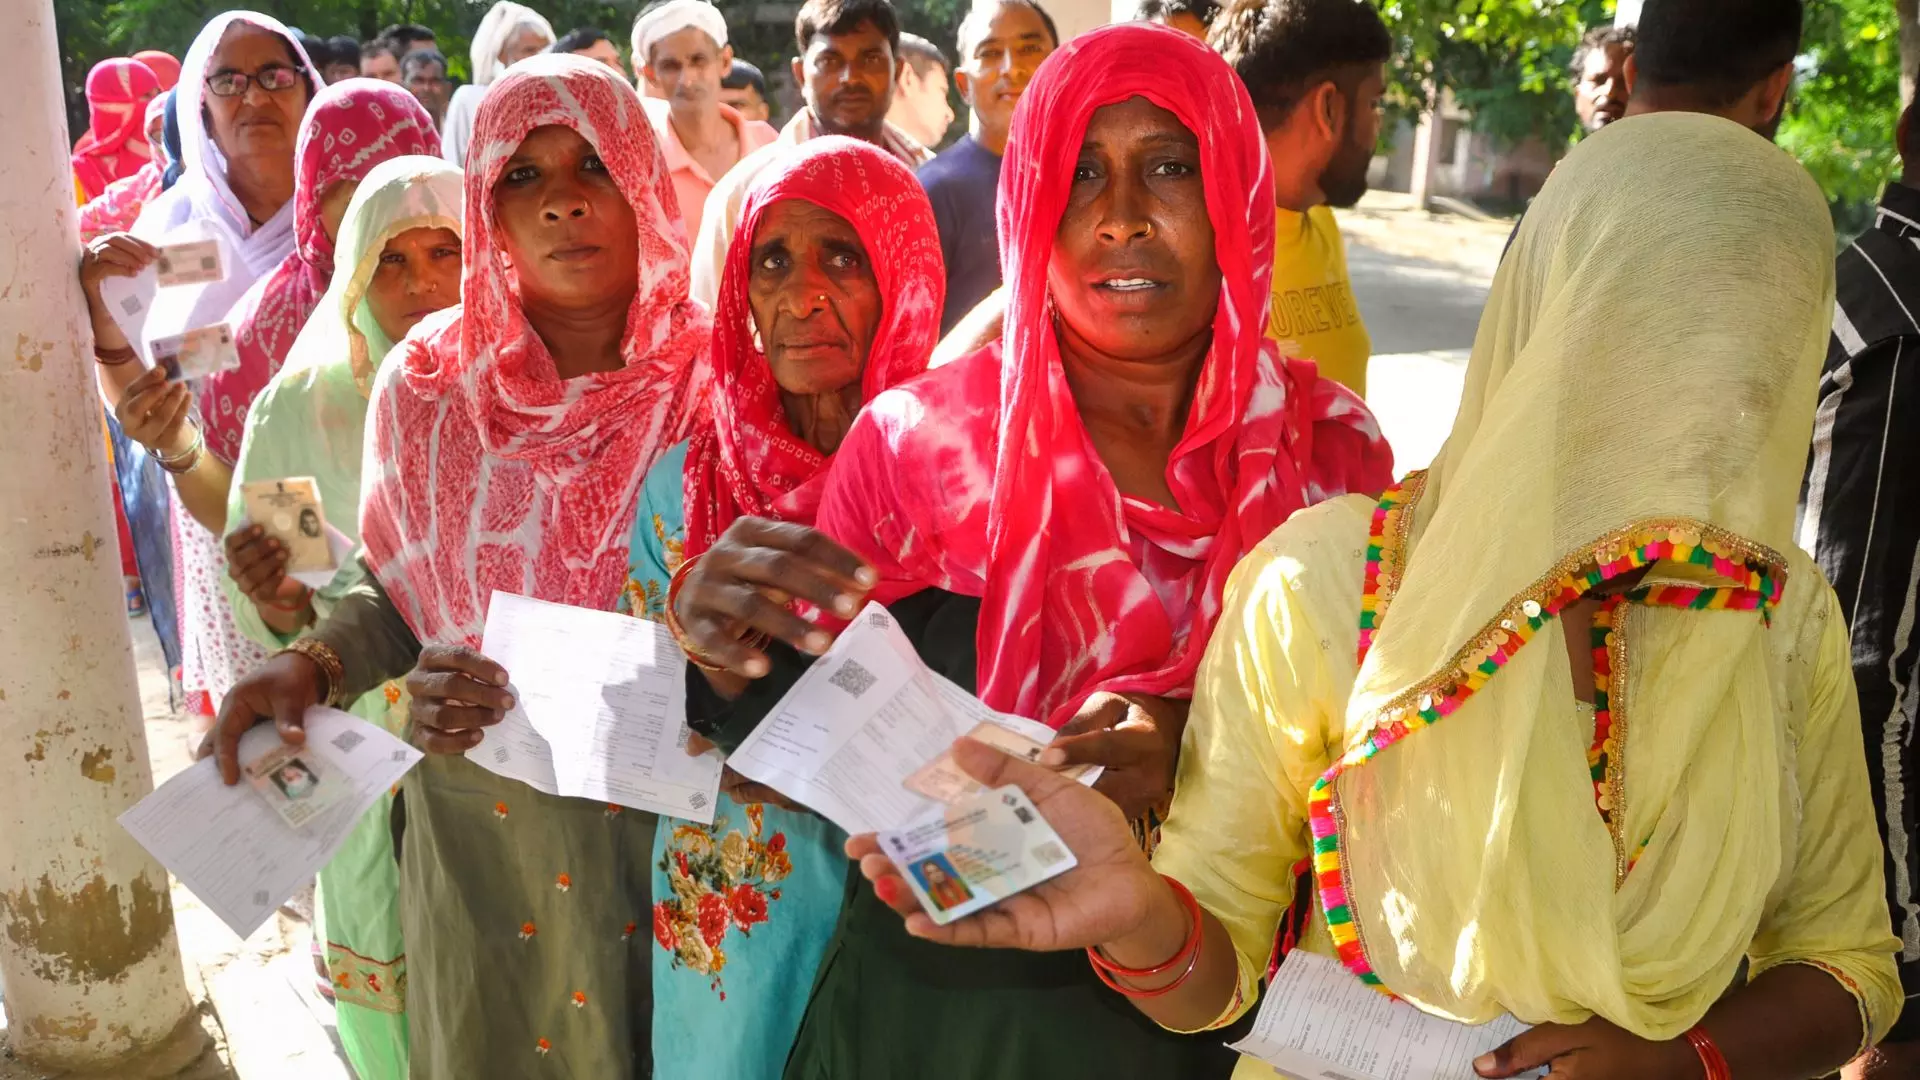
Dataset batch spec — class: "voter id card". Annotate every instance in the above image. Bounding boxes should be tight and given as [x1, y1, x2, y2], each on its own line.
[878, 784, 1077, 925]
[151, 323, 238, 379]
[904, 721, 1100, 804]
[240, 477, 335, 574]
[155, 239, 225, 287]
[244, 742, 345, 828]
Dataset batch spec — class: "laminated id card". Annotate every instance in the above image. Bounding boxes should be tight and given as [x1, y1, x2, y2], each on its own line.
[878, 785, 1077, 925]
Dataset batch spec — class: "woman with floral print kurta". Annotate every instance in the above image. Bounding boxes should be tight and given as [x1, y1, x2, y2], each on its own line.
[622, 134, 944, 1080]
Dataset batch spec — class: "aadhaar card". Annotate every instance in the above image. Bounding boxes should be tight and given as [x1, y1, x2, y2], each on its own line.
[878, 784, 1077, 925]
[903, 720, 1101, 804]
[155, 239, 225, 287]
[151, 323, 238, 379]
[240, 477, 336, 574]
[244, 742, 345, 829]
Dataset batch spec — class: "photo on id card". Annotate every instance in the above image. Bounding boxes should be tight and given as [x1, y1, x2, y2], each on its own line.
[245, 743, 344, 828]
[240, 477, 335, 573]
[879, 785, 1077, 925]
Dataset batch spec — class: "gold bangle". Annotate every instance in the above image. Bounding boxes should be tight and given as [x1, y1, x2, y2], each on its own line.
[664, 554, 769, 673]
[279, 637, 345, 709]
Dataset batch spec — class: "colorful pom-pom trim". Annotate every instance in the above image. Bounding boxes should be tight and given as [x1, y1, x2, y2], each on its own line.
[1322, 478, 1790, 993]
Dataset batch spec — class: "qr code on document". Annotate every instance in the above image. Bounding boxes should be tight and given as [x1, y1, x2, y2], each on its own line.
[828, 660, 878, 699]
[330, 731, 366, 754]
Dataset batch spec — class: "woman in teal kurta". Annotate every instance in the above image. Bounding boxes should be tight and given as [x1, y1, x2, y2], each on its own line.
[221, 155, 464, 1080]
[617, 134, 946, 1080]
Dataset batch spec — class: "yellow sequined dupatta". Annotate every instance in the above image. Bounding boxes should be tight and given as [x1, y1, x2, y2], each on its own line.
[1311, 113, 1835, 1038]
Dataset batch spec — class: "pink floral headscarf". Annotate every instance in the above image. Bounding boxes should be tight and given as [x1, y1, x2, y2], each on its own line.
[201, 78, 439, 464]
[359, 55, 711, 647]
[814, 24, 1394, 727]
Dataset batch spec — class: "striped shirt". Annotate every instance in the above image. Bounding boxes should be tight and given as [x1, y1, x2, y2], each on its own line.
[1800, 181, 1920, 1037]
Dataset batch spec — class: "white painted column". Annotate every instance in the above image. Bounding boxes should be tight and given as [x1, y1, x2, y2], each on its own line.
[0, 1, 203, 1073]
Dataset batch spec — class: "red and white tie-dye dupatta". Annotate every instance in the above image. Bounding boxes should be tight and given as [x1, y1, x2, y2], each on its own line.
[359, 55, 711, 648]
[205, 79, 440, 464]
[682, 135, 943, 557]
[814, 24, 1393, 728]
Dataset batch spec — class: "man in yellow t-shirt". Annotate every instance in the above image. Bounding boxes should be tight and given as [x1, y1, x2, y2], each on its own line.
[1213, 0, 1389, 397]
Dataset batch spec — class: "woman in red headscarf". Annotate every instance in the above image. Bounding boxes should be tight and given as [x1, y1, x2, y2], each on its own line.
[621, 133, 943, 1080]
[72, 58, 163, 202]
[666, 22, 1392, 1078]
[206, 54, 708, 1079]
[133, 49, 182, 91]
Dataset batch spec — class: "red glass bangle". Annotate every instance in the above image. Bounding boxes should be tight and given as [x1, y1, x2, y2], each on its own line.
[1683, 1025, 1731, 1080]
[1087, 875, 1204, 998]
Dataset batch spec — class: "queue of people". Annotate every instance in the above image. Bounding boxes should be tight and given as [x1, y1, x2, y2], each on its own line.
[66, 0, 1917, 1077]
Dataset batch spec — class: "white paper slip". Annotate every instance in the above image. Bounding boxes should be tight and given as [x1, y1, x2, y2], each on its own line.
[473, 591, 723, 823]
[727, 603, 1100, 836]
[879, 784, 1077, 925]
[118, 707, 422, 939]
[1230, 950, 1541, 1080]
[98, 266, 159, 339]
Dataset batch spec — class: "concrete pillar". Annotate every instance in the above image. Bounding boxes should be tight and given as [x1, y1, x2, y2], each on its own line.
[0, 1, 204, 1074]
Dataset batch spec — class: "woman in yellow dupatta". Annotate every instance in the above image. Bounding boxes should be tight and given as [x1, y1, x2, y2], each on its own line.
[844, 112, 1902, 1078]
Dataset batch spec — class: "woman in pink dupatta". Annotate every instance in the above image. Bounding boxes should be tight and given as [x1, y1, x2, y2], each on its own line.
[665, 23, 1391, 1079]
[209, 55, 706, 1079]
[72, 58, 162, 202]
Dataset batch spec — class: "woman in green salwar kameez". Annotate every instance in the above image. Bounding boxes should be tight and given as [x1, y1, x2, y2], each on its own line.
[221, 154, 464, 1080]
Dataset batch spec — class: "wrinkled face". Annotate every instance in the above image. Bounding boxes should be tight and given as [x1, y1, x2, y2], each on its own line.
[405, 60, 451, 118]
[747, 199, 881, 419]
[1575, 43, 1630, 132]
[720, 82, 768, 121]
[892, 62, 953, 144]
[956, 3, 1054, 134]
[203, 23, 311, 165]
[365, 225, 463, 343]
[1048, 96, 1218, 362]
[362, 50, 402, 83]
[573, 38, 624, 72]
[316, 179, 361, 245]
[500, 25, 553, 70]
[646, 28, 728, 108]
[796, 21, 897, 138]
[1318, 66, 1384, 209]
[492, 124, 640, 312]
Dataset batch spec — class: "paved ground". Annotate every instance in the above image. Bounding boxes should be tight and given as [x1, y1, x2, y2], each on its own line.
[1335, 191, 1510, 472]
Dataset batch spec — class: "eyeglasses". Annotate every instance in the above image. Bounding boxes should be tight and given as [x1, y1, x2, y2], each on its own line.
[204, 65, 303, 98]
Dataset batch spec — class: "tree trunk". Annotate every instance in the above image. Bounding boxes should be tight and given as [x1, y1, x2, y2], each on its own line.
[1902, 0, 1919, 110]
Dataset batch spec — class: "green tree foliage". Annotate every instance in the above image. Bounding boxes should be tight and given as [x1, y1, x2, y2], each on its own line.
[1375, 0, 1907, 224]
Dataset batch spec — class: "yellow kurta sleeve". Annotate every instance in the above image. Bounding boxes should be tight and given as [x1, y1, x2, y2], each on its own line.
[1151, 499, 1365, 1031]
[1747, 585, 1905, 1049]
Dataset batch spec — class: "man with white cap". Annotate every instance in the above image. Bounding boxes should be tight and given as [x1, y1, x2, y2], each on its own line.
[633, 0, 778, 241]
[689, 0, 931, 305]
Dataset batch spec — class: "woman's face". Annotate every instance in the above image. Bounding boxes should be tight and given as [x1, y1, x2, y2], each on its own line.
[203, 24, 311, 165]
[492, 124, 639, 313]
[1046, 96, 1219, 363]
[365, 226, 463, 344]
[500, 25, 553, 69]
[747, 199, 881, 407]
[317, 179, 361, 245]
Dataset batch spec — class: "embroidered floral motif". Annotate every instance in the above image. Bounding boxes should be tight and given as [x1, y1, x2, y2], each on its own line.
[571, 990, 587, 1008]
[535, 1038, 551, 1056]
[324, 944, 407, 1015]
[383, 682, 402, 706]
[653, 807, 792, 997]
[556, 872, 572, 892]
[519, 921, 536, 940]
[494, 802, 509, 820]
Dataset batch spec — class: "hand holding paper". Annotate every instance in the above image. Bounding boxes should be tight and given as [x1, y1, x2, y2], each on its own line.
[120, 707, 422, 938]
